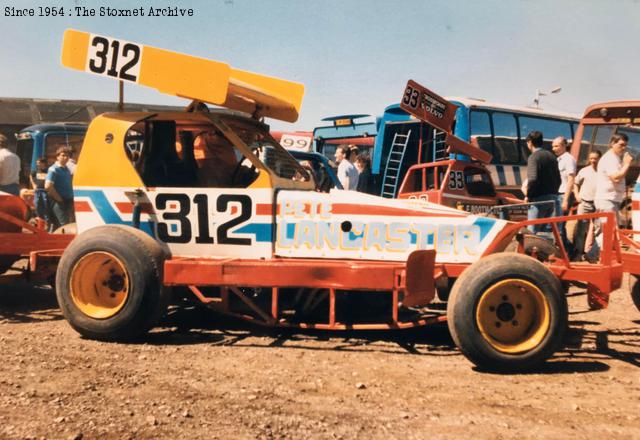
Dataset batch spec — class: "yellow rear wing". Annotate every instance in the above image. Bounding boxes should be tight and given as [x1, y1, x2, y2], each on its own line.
[61, 29, 304, 122]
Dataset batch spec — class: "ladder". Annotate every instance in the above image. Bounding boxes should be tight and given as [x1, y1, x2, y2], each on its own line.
[432, 129, 448, 162]
[381, 130, 412, 198]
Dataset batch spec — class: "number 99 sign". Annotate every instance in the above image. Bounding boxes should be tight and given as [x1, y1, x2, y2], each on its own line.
[87, 34, 142, 82]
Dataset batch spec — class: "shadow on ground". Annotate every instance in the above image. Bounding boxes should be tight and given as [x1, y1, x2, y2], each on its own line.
[2, 283, 640, 373]
[0, 283, 61, 323]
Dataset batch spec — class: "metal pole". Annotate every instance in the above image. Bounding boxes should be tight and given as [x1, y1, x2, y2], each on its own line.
[118, 81, 124, 112]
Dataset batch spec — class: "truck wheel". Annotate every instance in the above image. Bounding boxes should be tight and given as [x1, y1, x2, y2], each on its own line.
[447, 253, 567, 371]
[55, 225, 169, 341]
[504, 234, 560, 262]
[631, 275, 640, 312]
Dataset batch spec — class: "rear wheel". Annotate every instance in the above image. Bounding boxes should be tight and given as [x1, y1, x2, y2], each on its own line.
[447, 253, 567, 371]
[56, 225, 169, 341]
[504, 234, 560, 262]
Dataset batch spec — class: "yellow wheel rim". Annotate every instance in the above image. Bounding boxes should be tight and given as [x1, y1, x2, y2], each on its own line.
[70, 251, 130, 319]
[475, 279, 550, 354]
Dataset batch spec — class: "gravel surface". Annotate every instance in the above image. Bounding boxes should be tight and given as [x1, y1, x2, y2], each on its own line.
[1, 275, 640, 439]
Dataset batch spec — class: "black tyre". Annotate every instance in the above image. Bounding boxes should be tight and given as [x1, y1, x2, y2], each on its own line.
[447, 253, 567, 371]
[631, 275, 640, 313]
[504, 234, 560, 262]
[55, 225, 169, 341]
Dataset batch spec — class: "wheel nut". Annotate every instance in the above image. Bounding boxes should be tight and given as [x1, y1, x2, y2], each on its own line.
[502, 295, 508, 301]
[495, 322, 501, 328]
[489, 306, 496, 312]
[110, 293, 116, 298]
[102, 281, 108, 286]
[516, 304, 522, 309]
[109, 268, 115, 274]
[512, 320, 518, 326]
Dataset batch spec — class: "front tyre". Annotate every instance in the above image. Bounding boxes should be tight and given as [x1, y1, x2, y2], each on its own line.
[56, 225, 169, 341]
[447, 253, 567, 371]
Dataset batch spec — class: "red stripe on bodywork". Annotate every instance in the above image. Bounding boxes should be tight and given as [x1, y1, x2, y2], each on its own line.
[633, 201, 640, 210]
[256, 203, 273, 215]
[74, 201, 92, 212]
[330, 203, 465, 218]
[263, 202, 463, 218]
[115, 202, 155, 214]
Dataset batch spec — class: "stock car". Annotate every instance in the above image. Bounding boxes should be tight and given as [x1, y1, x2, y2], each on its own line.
[49, 29, 628, 372]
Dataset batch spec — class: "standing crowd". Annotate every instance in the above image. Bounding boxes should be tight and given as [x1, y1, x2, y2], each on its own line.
[524, 129, 634, 260]
[0, 133, 76, 231]
[334, 144, 375, 194]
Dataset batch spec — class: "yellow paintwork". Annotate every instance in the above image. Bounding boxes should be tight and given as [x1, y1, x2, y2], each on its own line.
[139, 46, 231, 105]
[248, 169, 272, 189]
[475, 278, 550, 354]
[61, 29, 89, 71]
[70, 251, 130, 319]
[74, 111, 314, 192]
[61, 29, 304, 122]
[74, 114, 144, 187]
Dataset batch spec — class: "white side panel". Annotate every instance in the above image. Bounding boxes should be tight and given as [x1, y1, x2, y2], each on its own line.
[74, 186, 273, 259]
[274, 190, 507, 264]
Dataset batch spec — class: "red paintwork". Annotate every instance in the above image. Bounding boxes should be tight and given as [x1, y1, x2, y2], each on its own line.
[397, 160, 527, 220]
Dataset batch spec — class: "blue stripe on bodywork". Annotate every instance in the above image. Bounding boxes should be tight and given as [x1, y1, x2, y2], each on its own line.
[634, 182, 640, 193]
[496, 165, 507, 186]
[74, 189, 155, 237]
[235, 223, 272, 243]
[512, 166, 522, 186]
[473, 216, 496, 242]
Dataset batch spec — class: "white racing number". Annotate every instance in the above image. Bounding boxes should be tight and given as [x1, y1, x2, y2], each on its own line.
[155, 193, 252, 245]
[280, 134, 312, 151]
[448, 171, 464, 190]
[87, 35, 142, 82]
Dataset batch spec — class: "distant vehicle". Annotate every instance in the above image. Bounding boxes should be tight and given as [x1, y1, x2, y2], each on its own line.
[373, 98, 579, 198]
[15, 123, 86, 185]
[313, 114, 376, 160]
[570, 101, 640, 227]
[270, 131, 313, 152]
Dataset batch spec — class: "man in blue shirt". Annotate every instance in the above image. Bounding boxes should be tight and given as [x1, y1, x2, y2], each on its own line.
[45, 146, 74, 231]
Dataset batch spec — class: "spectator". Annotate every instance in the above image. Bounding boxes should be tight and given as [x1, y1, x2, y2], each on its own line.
[355, 154, 375, 194]
[349, 145, 359, 163]
[66, 147, 77, 175]
[30, 157, 50, 222]
[552, 136, 577, 255]
[572, 150, 601, 260]
[45, 146, 75, 230]
[334, 144, 359, 190]
[525, 131, 561, 234]
[589, 133, 634, 260]
[0, 133, 20, 196]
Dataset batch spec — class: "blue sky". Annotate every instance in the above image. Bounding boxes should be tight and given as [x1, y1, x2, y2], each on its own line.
[1, 0, 639, 131]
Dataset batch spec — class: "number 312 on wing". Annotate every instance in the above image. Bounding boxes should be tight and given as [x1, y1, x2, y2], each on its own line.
[86, 34, 142, 82]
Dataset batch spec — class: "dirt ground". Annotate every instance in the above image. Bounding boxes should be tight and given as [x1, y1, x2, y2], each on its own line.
[2, 275, 640, 440]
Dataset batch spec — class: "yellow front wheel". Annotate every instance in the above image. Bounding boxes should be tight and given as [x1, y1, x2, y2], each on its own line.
[70, 251, 130, 319]
[56, 225, 169, 341]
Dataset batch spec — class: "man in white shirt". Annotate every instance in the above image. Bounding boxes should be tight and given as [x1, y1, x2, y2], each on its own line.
[0, 134, 20, 196]
[595, 133, 633, 222]
[573, 150, 601, 259]
[588, 133, 634, 261]
[552, 136, 577, 255]
[334, 144, 359, 190]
